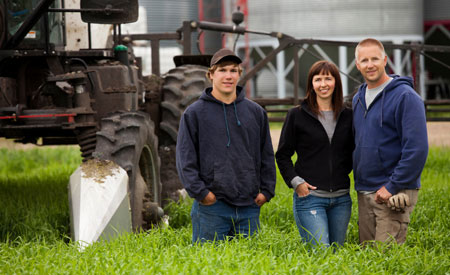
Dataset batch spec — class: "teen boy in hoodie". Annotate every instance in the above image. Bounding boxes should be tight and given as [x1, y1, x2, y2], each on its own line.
[176, 48, 276, 243]
[353, 38, 428, 244]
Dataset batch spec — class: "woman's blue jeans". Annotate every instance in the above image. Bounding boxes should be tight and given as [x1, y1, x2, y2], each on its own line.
[191, 200, 260, 243]
[293, 192, 352, 246]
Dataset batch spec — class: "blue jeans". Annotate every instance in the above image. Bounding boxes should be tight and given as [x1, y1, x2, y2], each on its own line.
[293, 192, 352, 246]
[191, 200, 261, 243]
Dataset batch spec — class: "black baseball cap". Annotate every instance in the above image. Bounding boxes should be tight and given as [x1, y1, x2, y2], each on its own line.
[210, 48, 242, 67]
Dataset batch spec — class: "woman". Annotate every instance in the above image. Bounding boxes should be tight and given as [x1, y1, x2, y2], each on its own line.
[276, 60, 354, 246]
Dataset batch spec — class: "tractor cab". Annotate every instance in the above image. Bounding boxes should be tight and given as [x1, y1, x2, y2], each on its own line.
[3, 0, 64, 49]
[1, 0, 138, 51]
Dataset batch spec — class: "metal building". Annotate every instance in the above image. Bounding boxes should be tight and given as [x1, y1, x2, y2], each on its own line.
[231, 0, 425, 98]
[129, 0, 448, 99]
[134, 0, 223, 74]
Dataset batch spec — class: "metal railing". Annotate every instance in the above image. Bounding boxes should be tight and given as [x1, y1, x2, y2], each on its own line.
[253, 98, 450, 122]
[127, 20, 450, 122]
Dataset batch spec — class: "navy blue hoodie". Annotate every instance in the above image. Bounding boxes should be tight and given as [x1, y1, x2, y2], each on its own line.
[352, 75, 428, 195]
[176, 86, 276, 206]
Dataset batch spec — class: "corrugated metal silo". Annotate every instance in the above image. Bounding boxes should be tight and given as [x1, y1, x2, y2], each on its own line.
[136, 0, 200, 74]
[233, 0, 425, 98]
[135, 0, 224, 74]
[247, 0, 423, 40]
[140, 0, 198, 33]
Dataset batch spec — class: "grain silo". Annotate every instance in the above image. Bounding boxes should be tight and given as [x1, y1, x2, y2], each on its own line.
[128, 1, 447, 99]
[134, 0, 224, 74]
[228, 0, 424, 97]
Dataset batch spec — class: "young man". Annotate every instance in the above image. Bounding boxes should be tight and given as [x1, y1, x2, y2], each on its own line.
[176, 48, 276, 243]
[353, 38, 428, 244]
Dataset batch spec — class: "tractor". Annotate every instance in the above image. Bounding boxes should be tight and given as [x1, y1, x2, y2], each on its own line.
[0, 0, 315, 246]
[0, 0, 217, 235]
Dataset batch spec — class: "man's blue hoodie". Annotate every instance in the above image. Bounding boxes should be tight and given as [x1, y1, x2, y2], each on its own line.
[352, 75, 428, 195]
[176, 86, 276, 206]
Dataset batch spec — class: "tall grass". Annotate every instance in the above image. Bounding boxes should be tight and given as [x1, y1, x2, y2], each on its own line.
[0, 146, 449, 274]
[0, 148, 81, 243]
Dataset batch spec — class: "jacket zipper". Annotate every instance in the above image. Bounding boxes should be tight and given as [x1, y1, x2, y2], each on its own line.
[304, 105, 344, 192]
[328, 110, 343, 192]
[357, 98, 367, 118]
[359, 87, 386, 118]
[328, 147, 333, 192]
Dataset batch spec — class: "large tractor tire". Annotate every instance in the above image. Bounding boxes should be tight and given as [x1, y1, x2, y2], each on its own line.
[158, 65, 209, 204]
[159, 64, 209, 145]
[93, 111, 162, 231]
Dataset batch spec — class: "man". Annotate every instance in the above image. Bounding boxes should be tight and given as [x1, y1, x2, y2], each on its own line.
[353, 38, 428, 244]
[176, 48, 276, 243]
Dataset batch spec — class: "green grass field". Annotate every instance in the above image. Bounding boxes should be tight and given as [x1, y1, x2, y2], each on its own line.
[0, 145, 449, 274]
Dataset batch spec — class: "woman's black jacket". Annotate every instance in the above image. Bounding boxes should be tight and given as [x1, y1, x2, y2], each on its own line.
[275, 102, 354, 192]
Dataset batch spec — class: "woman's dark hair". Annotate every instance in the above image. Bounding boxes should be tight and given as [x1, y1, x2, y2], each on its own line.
[304, 60, 344, 119]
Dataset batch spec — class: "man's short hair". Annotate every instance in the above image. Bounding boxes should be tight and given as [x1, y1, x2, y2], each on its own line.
[355, 38, 386, 61]
[206, 61, 243, 81]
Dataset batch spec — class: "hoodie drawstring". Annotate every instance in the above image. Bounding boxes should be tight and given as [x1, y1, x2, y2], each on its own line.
[222, 103, 231, 147]
[233, 102, 241, 126]
[222, 102, 241, 147]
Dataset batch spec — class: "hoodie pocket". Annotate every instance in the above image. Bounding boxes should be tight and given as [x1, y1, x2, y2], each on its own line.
[212, 157, 258, 199]
[354, 146, 388, 185]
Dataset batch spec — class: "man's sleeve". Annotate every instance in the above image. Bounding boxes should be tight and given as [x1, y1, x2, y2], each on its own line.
[259, 110, 276, 202]
[175, 111, 210, 201]
[385, 91, 429, 194]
